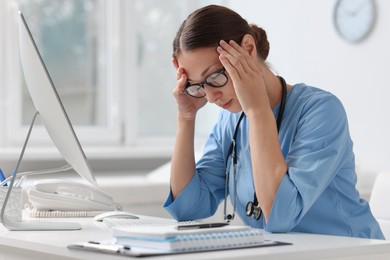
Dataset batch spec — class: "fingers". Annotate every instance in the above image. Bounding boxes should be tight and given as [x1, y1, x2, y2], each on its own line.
[172, 57, 179, 69]
[172, 67, 188, 98]
[217, 46, 241, 81]
[217, 40, 257, 79]
[177, 68, 187, 91]
[173, 58, 186, 93]
[173, 58, 187, 94]
[176, 66, 183, 80]
[220, 40, 248, 61]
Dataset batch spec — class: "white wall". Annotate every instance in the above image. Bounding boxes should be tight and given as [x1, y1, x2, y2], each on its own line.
[228, 0, 390, 191]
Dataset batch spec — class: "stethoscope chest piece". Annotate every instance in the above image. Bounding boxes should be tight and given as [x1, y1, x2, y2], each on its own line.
[246, 200, 262, 220]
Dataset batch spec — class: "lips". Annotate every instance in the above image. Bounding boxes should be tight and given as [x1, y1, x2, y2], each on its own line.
[222, 99, 232, 109]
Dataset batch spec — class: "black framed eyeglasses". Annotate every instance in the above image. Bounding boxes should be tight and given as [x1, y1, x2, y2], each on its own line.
[184, 68, 228, 98]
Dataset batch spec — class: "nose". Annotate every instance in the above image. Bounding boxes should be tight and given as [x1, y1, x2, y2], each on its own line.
[204, 85, 221, 104]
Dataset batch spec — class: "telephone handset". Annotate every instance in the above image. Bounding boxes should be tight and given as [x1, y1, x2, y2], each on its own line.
[27, 179, 118, 211]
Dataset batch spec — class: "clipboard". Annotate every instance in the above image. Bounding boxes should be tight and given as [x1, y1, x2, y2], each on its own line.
[68, 239, 292, 257]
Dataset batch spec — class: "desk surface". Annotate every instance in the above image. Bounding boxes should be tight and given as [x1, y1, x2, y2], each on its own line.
[1, 218, 390, 260]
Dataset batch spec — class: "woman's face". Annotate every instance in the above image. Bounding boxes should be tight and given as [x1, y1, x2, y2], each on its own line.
[177, 47, 242, 113]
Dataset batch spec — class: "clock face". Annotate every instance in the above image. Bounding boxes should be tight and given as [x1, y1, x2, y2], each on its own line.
[333, 0, 376, 43]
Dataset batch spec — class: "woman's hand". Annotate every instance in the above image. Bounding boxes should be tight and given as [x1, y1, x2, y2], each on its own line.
[217, 39, 269, 115]
[172, 58, 207, 120]
[218, 39, 287, 221]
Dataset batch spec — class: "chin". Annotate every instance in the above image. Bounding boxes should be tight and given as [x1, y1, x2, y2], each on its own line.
[219, 99, 242, 113]
[226, 106, 242, 114]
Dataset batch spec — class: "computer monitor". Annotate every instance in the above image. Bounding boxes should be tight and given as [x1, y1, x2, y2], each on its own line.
[0, 11, 112, 231]
[18, 12, 97, 186]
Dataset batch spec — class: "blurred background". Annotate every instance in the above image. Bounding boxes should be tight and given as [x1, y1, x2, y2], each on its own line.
[0, 0, 389, 203]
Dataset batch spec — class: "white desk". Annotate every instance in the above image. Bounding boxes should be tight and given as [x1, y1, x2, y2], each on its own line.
[1, 218, 390, 260]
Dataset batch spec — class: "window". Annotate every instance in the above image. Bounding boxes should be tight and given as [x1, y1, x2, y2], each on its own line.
[133, 0, 222, 140]
[3, 0, 121, 147]
[1, 0, 223, 158]
[20, 0, 108, 127]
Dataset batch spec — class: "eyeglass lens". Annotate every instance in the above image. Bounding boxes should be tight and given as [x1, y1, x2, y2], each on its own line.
[185, 69, 228, 98]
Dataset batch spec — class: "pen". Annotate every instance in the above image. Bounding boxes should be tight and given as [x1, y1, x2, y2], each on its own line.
[68, 241, 131, 255]
[177, 222, 229, 230]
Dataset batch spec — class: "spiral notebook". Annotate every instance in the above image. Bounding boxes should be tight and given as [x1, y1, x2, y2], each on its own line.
[116, 228, 265, 252]
[69, 223, 291, 257]
[115, 223, 289, 256]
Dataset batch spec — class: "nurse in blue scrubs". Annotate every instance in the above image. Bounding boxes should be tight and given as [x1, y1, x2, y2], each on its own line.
[164, 5, 384, 239]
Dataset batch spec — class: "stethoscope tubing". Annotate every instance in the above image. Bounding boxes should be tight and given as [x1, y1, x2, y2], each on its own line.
[223, 76, 287, 222]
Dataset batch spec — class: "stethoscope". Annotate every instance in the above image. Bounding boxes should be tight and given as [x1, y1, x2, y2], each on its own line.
[223, 76, 287, 222]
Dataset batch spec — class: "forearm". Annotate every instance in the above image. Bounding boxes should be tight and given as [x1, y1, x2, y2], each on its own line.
[170, 114, 197, 199]
[247, 109, 287, 222]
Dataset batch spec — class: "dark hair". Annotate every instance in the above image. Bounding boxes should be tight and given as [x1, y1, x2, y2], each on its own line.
[173, 5, 270, 61]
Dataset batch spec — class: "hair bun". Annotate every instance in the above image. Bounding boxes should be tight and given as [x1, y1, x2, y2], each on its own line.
[250, 24, 270, 60]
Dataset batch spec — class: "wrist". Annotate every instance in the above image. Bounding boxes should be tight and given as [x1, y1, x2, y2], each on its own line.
[177, 112, 197, 122]
[244, 104, 271, 120]
[245, 107, 278, 134]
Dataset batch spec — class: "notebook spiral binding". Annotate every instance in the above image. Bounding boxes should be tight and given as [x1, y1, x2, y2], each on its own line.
[171, 230, 264, 251]
[26, 207, 106, 218]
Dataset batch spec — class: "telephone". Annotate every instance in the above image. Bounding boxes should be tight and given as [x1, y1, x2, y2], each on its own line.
[26, 179, 118, 211]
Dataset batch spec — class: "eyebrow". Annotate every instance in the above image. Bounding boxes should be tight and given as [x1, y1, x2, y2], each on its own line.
[188, 63, 221, 82]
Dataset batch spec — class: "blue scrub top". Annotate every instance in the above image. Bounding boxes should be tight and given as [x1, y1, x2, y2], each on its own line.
[164, 84, 384, 239]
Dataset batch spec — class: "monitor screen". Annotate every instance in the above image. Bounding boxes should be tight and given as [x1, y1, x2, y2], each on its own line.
[18, 12, 97, 186]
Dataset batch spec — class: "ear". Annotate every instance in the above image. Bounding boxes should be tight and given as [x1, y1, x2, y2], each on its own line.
[240, 34, 256, 57]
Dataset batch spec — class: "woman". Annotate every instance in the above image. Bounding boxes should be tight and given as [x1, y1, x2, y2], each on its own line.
[164, 5, 384, 239]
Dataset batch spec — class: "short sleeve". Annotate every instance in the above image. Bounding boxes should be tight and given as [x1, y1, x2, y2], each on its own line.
[266, 94, 353, 232]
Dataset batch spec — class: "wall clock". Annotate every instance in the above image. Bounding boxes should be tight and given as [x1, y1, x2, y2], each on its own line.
[333, 0, 377, 43]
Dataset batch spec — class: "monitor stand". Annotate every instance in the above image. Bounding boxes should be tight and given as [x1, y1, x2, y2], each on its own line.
[0, 111, 81, 230]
